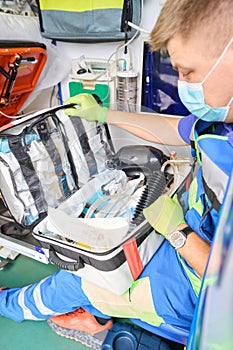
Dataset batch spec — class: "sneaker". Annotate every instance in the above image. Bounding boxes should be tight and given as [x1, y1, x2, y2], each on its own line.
[47, 308, 112, 350]
[0, 286, 8, 291]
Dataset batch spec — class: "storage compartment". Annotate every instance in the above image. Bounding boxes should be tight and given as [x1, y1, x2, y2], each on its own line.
[0, 41, 47, 123]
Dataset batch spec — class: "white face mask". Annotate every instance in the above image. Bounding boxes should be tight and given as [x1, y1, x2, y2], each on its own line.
[178, 37, 233, 122]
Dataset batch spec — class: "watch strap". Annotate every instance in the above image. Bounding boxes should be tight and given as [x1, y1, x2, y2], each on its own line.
[180, 226, 193, 238]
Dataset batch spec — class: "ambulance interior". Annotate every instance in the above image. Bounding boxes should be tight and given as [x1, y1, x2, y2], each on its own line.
[0, 1, 232, 349]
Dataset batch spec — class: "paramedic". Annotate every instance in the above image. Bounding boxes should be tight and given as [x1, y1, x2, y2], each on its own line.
[0, 0, 233, 348]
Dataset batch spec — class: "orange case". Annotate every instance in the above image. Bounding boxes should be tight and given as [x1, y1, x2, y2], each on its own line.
[0, 41, 47, 126]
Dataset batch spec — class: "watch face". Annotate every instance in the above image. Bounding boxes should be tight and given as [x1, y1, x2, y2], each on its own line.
[169, 230, 186, 249]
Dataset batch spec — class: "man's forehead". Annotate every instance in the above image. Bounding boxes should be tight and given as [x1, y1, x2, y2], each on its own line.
[167, 34, 205, 69]
[167, 37, 190, 68]
[167, 35, 193, 57]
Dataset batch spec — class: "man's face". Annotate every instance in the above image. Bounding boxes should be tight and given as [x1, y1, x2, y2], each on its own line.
[167, 33, 233, 122]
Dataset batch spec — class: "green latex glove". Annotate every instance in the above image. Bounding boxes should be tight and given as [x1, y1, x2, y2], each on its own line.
[143, 194, 185, 239]
[65, 93, 108, 123]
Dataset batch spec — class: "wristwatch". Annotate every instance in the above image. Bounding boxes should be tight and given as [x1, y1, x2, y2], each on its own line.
[168, 226, 193, 249]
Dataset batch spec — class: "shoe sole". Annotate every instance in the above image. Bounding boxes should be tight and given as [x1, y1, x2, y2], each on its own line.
[47, 319, 109, 350]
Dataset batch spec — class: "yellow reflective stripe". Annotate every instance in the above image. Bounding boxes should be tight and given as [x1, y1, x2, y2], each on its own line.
[195, 143, 202, 166]
[82, 277, 165, 327]
[191, 120, 202, 166]
[192, 119, 228, 166]
[39, 0, 124, 11]
[178, 253, 202, 297]
[188, 177, 204, 216]
[202, 274, 218, 290]
[198, 134, 228, 142]
[128, 278, 164, 326]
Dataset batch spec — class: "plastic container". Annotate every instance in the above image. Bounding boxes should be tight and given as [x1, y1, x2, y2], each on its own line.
[116, 71, 138, 112]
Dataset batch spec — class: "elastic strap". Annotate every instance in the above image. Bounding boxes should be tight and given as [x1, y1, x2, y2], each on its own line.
[8, 136, 44, 214]
[36, 119, 71, 199]
[70, 117, 98, 176]
[123, 237, 143, 280]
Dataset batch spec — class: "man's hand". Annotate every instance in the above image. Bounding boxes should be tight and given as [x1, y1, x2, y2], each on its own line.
[143, 194, 185, 239]
[65, 93, 108, 123]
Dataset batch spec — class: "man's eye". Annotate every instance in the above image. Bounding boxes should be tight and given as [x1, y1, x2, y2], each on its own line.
[181, 71, 191, 77]
[178, 70, 193, 81]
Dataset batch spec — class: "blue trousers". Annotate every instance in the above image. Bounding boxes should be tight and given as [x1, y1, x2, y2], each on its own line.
[0, 270, 110, 322]
[0, 241, 197, 345]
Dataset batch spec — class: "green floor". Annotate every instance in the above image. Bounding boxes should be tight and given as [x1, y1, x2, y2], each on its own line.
[0, 254, 89, 350]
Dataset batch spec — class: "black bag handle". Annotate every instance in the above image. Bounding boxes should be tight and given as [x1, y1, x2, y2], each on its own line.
[26, 103, 75, 132]
[49, 248, 85, 271]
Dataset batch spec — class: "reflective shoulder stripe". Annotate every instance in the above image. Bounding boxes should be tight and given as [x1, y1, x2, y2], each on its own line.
[202, 174, 221, 212]
[191, 119, 202, 164]
[18, 286, 44, 320]
[39, 0, 124, 12]
[198, 134, 230, 211]
[202, 274, 218, 290]
[177, 253, 202, 297]
[188, 177, 204, 216]
[198, 134, 228, 142]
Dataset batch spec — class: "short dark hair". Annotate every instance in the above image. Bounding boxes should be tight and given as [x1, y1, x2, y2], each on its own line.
[150, 0, 233, 56]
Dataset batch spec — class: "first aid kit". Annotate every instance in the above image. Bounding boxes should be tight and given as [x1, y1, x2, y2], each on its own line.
[0, 102, 176, 295]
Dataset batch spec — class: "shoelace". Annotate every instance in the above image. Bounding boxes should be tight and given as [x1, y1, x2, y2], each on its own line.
[65, 308, 86, 317]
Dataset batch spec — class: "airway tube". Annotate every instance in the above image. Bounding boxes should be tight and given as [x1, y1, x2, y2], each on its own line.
[131, 170, 166, 226]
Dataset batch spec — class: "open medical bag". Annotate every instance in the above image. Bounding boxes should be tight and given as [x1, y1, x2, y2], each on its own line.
[0, 104, 193, 295]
